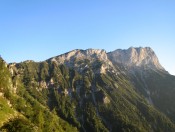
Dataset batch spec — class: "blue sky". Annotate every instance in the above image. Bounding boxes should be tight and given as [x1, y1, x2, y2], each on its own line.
[0, 0, 175, 75]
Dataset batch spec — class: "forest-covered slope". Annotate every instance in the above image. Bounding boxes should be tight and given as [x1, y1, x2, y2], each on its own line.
[1, 47, 175, 132]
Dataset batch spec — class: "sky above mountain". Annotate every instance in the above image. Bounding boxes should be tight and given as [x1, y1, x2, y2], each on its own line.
[0, 0, 175, 75]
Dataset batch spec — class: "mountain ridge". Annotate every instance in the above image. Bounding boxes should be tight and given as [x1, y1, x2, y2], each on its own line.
[1, 46, 175, 132]
[108, 47, 166, 72]
[10, 47, 166, 74]
[44, 47, 167, 75]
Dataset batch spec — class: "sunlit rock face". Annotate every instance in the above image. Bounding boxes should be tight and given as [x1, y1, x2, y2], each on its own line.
[51, 49, 108, 64]
[48, 49, 114, 74]
[108, 47, 165, 71]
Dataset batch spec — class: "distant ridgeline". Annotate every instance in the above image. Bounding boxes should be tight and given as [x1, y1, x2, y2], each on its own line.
[1, 47, 175, 132]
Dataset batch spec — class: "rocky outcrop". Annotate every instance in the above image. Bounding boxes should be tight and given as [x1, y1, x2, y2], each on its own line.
[108, 47, 165, 71]
[39, 81, 48, 89]
[103, 96, 110, 104]
[48, 49, 114, 74]
[47, 47, 167, 73]
[50, 49, 108, 64]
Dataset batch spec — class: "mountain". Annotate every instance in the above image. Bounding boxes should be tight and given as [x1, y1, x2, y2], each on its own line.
[47, 49, 114, 74]
[108, 47, 165, 71]
[108, 47, 175, 122]
[0, 47, 175, 132]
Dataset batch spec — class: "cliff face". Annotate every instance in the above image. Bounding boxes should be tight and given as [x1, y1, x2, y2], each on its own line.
[50, 49, 108, 64]
[48, 47, 166, 73]
[108, 47, 165, 71]
[48, 49, 115, 74]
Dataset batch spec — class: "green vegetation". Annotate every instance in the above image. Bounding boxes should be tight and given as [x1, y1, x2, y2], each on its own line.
[0, 97, 16, 127]
[1, 118, 37, 132]
[0, 56, 175, 132]
[0, 59, 77, 132]
[131, 69, 175, 122]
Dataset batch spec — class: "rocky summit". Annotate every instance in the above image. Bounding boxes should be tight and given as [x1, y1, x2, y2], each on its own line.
[108, 47, 165, 70]
[0, 47, 175, 132]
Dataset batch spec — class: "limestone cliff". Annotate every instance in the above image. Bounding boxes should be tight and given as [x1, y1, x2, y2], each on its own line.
[108, 47, 165, 71]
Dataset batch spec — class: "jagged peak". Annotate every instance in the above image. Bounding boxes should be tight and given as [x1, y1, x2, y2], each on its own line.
[48, 48, 108, 64]
[114, 46, 153, 53]
[85, 48, 106, 54]
[46, 47, 165, 72]
[46, 48, 113, 74]
[58, 48, 106, 56]
[108, 47, 165, 71]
